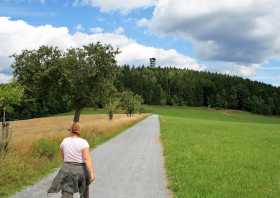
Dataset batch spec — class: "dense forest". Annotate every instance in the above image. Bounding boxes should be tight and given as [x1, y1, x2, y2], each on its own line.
[118, 66, 280, 115]
[1, 44, 280, 121]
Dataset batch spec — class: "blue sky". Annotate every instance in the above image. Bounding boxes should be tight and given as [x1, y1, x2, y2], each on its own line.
[0, 0, 279, 86]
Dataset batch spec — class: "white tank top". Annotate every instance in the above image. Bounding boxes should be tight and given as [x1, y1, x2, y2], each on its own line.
[60, 137, 90, 163]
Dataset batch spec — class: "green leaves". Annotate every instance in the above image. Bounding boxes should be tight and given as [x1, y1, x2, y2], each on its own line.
[62, 42, 119, 118]
[120, 91, 143, 116]
[11, 43, 119, 119]
[0, 83, 23, 112]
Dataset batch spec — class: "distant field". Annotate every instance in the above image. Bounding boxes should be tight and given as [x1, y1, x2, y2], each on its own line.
[0, 111, 147, 198]
[11, 113, 140, 152]
[57, 107, 107, 116]
[148, 106, 280, 197]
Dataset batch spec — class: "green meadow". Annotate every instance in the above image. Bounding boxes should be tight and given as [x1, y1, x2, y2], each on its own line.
[147, 106, 280, 198]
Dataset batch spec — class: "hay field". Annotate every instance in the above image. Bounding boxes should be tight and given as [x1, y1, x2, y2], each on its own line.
[1, 113, 147, 198]
[10, 114, 145, 152]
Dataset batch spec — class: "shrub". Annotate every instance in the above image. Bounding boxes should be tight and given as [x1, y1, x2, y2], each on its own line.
[32, 138, 59, 160]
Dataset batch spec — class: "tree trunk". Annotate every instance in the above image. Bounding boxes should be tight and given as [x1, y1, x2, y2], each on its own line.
[2, 109, 5, 126]
[1, 109, 6, 144]
[1, 108, 10, 153]
[109, 111, 113, 120]
[73, 109, 81, 122]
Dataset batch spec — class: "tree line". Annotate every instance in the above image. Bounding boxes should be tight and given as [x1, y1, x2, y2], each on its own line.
[117, 66, 280, 115]
[1, 43, 143, 123]
[1, 43, 280, 123]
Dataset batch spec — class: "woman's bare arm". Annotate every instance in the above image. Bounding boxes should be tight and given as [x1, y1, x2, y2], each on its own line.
[82, 147, 96, 181]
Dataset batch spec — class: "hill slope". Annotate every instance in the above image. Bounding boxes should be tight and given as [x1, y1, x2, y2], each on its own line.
[149, 106, 280, 197]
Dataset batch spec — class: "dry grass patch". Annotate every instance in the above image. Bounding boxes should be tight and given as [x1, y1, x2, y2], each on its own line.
[11, 114, 145, 152]
[0, 113, 148, 198]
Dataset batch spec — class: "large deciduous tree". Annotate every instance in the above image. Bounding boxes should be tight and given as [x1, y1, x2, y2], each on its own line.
[12, 46, 69, 118]
[63, 43, 119, 122]
[12, 42, 119, 122]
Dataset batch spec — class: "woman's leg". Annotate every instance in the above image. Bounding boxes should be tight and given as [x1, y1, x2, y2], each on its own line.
[61, 191, 73, 198]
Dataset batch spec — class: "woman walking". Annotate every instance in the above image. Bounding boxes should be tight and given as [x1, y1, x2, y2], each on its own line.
[48, 122, 96, 198]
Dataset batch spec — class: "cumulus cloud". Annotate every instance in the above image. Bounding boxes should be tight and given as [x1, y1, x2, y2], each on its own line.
[234, 64, 260, 77]
[0, 73, 12, 84]
[137, 18, 149, 28]
[223, 64, 260, 77]
[114, 26, 125, 34]
[144, 0, 280, 74]
[75, 24, 85, 32]
[73, 0, 155, 13]
[0, 16, 203, 83]
[70, 32, 202, 70]
[90, 27, 104, 33]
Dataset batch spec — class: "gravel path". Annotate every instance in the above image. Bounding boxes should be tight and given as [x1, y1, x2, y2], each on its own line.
[11, 115, 170, 198]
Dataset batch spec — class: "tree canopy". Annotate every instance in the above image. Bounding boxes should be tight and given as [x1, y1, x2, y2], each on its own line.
[0, 83, 23, 122]
[117, 66, 280, 116]
[5, 43, 280, 120]
[11, 43, 119, 121]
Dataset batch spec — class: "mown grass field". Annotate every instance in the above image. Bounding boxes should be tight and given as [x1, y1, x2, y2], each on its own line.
[0, 109, 147, 198]
[147, 106, 280, 198]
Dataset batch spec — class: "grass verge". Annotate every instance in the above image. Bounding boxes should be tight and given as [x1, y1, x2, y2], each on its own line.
[0, 113, 148, 198]
[150, 106, 280, 197]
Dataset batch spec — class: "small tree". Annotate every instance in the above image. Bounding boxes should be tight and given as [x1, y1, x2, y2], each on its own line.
[0, 83, 23, 152]
[103, 84, 121, 120]
[105, 97, 121, 120]
[120, 91, 143, 117]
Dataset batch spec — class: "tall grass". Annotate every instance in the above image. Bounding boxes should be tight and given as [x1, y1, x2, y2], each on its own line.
[0, 114, 147, 198]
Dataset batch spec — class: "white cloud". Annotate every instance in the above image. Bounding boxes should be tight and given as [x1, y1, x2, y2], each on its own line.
[114, 26, 125, 34]
[72, 32, 202, 69]
[0, 16, 203, 81]
[0, 73, 12, 84]
[145, 0, 280, 72]
[233, 64, 260, 77]
[137, 18, 149, 28]
[0, 57, 12, 73]
[90, 27, 104, 33]
[75, 24, 84, 32]
[0, 16, 75, 83]
[208, 62, 260, 78]
[74, 0, 155, 13]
